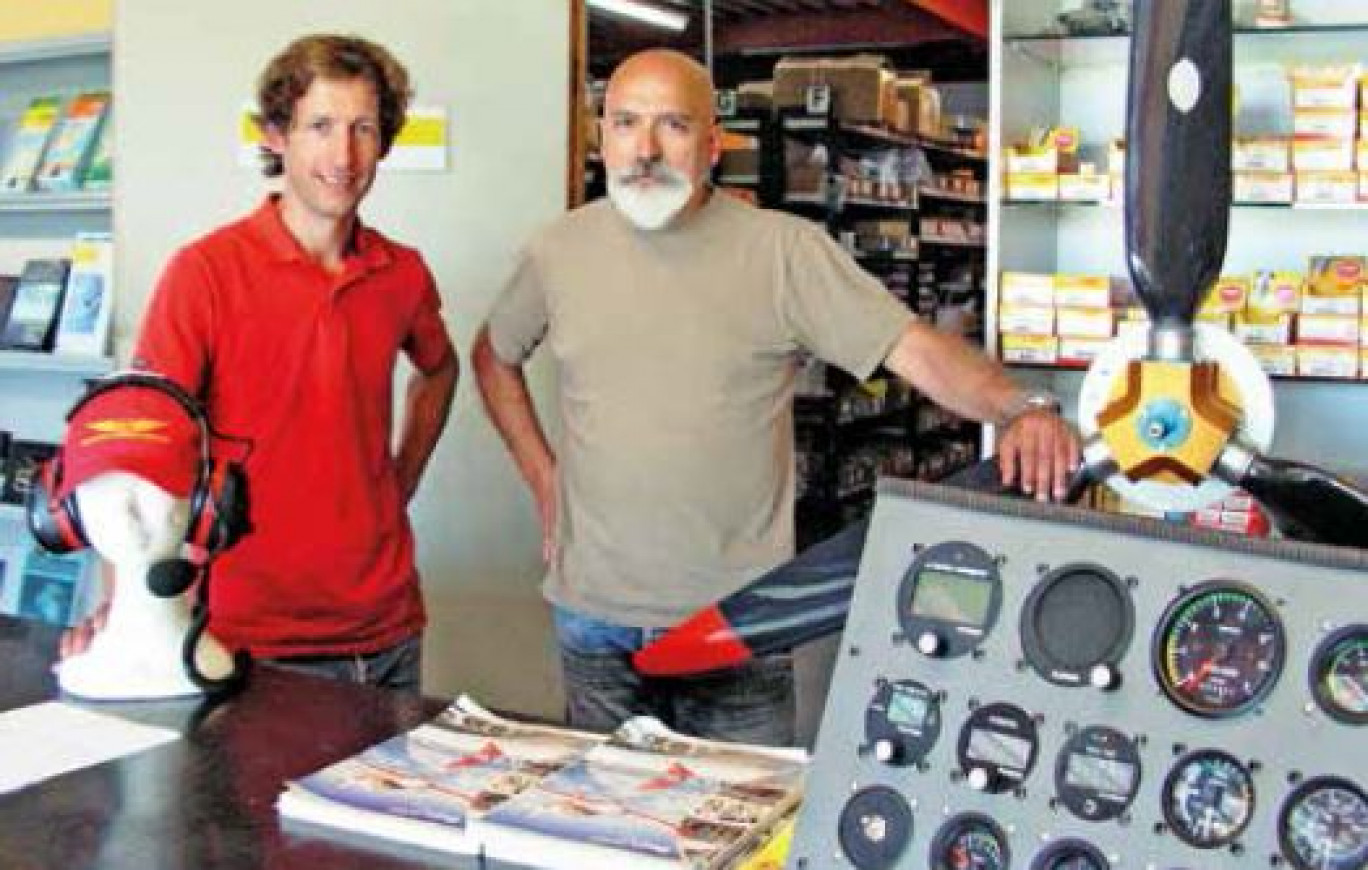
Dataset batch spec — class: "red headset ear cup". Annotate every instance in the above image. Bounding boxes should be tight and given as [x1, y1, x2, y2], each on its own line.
[25, 458, 87, 554]
[188, 460, 249, 553]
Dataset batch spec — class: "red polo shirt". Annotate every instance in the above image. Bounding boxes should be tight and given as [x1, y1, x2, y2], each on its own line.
[134, 197, 453, 657]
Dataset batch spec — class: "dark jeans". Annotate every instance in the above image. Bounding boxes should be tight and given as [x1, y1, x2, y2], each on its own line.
[260, 633, 423, 693]
[553, 605, 796, 747]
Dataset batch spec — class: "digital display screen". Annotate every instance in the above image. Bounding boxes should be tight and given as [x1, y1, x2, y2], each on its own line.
[1065, 753, 1136, 795]
[911, 568, 992, 625]
[967, 729, 1031, 769]
[887, 690, 928, 728]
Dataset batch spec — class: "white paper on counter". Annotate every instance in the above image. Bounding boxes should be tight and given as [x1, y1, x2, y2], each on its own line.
[0, 700, 179, 794]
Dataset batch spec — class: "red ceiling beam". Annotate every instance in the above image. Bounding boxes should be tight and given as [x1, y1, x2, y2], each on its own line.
[716, 5, 960, 53]
[901, 0, 987, 40]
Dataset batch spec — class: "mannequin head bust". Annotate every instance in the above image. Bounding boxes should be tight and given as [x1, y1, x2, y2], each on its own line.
[76, 471, 191, 571]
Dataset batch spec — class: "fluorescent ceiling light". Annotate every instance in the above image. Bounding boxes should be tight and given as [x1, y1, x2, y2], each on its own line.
[588, 0, 689, 32]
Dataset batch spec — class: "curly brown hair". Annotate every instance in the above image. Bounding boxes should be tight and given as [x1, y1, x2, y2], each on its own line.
[253, 34, 411, 177]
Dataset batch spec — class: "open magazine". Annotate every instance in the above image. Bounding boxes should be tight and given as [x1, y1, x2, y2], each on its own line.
[278, 696, 807, 869]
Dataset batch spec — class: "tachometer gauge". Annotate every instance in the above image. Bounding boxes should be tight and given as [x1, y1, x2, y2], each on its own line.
[1030, 839, 1111, 870]
[931, 813, 1010, 870]
[1310, 625, 1368, 726]
[1278, 776, 1368, 870]
[1162, 749, 1256, 849]
[1153, 581, 1285, 718]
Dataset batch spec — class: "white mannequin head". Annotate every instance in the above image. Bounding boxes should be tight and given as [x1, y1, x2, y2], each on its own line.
[76, 472, 191, 569]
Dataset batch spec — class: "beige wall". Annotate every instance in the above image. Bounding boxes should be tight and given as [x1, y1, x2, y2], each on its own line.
[115, 1, 570, 716]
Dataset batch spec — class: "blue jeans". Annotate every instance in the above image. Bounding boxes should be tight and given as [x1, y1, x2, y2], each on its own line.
[553, 605, 796, 747]
[260, 634, 423, 693]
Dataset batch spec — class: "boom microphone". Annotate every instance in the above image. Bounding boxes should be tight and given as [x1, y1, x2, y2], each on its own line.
[147, 558, 198, 598]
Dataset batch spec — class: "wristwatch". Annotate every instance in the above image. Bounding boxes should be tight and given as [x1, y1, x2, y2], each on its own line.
[998, 388, 1062, 427]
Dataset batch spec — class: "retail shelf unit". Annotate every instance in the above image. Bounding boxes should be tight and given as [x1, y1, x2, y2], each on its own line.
[730, 104, 987, 545]
[0, 32, 114, 443]
[987, 0, 1368, 469]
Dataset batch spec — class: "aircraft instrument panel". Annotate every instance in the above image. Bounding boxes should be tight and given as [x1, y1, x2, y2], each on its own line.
[787, 480, 1367, 870]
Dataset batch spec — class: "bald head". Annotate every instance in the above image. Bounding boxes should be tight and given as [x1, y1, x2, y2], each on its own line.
[606, 49, 716, 125]
[600, 49, 720, 227]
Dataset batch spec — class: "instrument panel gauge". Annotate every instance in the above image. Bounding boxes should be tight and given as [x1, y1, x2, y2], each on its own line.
[957, 701, 1039, 795]
[1161, 749, 1256, 849]
[931, 812, 1010, 870]
[1278, 776, 1368, 870]
[897, 541, 1002, 660]
[1153, 581, 1285, 718]
[1053, 725, 1141, 822]
[1021, 564, 1133, 689]
[1310, 625, 1368, 726]
[837, 785, 914, 870]
[865, 678, 941, 767]
[1029, 839, 1111, 870]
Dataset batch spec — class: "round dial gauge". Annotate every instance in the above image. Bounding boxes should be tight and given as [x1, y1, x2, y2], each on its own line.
[956, 702, 1039, 795]
[837, 785, 914, 870]
[1162, 749, 1256, 849]
[1278, 776, 1368, 870]
[1153, 581, 1285, 718]
[896, 541, 1002, 660]
[1310, 625, 1368, 726]
[1029, 839, 1110, 870]
[1053, 725, 1141, 822]
[931, 813, 1010, 870]
[864, 679, 941, 767]
[1021, 564, 1133, 688]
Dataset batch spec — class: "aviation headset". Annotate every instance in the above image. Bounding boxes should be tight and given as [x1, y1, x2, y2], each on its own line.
[27, 371, 250, 558]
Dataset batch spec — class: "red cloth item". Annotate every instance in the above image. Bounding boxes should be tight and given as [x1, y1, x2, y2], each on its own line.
[58, 382, 200, 500]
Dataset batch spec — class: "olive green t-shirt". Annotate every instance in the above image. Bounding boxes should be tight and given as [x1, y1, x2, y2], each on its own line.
[488, 193, 913, 626]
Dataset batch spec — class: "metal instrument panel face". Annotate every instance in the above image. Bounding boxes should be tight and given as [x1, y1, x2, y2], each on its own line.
[788, 482, 1366, 870]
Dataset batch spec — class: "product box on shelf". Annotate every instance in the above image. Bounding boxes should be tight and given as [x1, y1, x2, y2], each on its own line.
[1235, 312, 1293, 345]
[1289, 64, 1361, 110]
[1297, 344, 1360, 378]
[1296, 170, 1359, 204]
[1304, 255, 1365, 314]
[1055, 306, 1115, 339]
[1053, 274, 1113, 308]
[1232, 138, 1290, 173]
[1000, 272, 1056, 307]
[1205, 276, 1250, 313]
[1293, 108, 1358, 140]
[1234, 170, 1294, 203]
[1249, 271, 1303, 316]
[1057, 336, 1112, 366]
[1005, 171, 1058, 200]
[1293, 137, 1355, 172]
[1057, 170, 1111, 202]
[773, 54, 895, 125]
[997, 303, 1055, 336]
[1249, 343, 1298, 376]
[1361, 348, 1368, 379]
[1298, 314, 1361, 345]
[999, 333, 1058, 364]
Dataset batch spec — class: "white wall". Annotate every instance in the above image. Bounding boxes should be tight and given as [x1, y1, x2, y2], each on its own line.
[115, 0, 570, 715]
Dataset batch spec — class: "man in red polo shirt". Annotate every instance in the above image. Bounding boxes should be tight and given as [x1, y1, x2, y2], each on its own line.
[113, 34, 457, 690]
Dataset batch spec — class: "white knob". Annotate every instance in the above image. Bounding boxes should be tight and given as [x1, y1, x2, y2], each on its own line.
[917, 631, 943, 656]
[1089, 663, 1117, 690]
[967, 767, 991, 791]
[873, 739, 897, 764]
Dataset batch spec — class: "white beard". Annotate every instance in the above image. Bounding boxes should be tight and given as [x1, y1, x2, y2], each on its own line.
[607, 164, 696, 231]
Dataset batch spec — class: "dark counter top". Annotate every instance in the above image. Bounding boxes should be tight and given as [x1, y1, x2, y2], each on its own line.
[0, 616, 512, 870]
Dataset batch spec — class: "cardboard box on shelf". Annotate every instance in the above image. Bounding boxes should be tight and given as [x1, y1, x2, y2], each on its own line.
[1000, 272, 1056, 307]
[1053, 274, 1113, 308]
[1297, 344, 1359, 378]
[1298, 314, 1361, 345]
[1293, 108, 1358, 140]
[997, 303, 1055, 336]
[1204, 276, 1250, 313]
[1235, 313, 1292, 344]
[1296, 170, 1359, 204]
[1362, 347, 1368, 378]
[1232, 138, 1290, 173]
[1000, 334, 1058, 364]
[1249, 271, 1303, 316]
[1249, 343, 1298, 376]
[1234, 170, 1294, 203]
[1005, 172, 1059, 201]
[1293, 137, 1355, 172]
[1057, 336, 1112, 365]
[1289, 64, 1361, 110]
[1305, 256, 1365, 314]
[1056, 306, 1115, 339]
[773, 55, 895, 125]
[1058, 171, 1111, 202]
